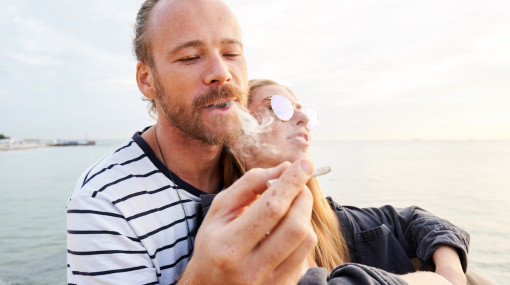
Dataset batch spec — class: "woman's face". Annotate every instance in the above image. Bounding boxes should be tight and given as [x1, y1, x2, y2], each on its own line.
[245, 84, 312, 169]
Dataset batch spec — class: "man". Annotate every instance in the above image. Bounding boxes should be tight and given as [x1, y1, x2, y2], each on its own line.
[67, 0, 316, 284]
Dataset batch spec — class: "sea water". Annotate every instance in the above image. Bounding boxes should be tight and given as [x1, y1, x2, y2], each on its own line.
[312, 140, 510, 284]
[0, 142, 120, 285]
[0, 140, 508, 284]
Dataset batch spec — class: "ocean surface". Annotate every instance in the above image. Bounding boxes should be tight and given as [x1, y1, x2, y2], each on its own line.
[0, 140, 508, 284]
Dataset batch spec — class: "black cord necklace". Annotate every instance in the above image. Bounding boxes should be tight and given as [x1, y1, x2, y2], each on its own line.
[155, 128, 194, 254]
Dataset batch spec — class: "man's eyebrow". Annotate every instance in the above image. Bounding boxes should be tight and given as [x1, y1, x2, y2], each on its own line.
[169, 40, 204, 57]
[221, 38, 243, 48]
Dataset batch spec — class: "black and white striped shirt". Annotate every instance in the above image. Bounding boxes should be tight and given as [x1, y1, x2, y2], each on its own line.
[67, 131, 211, 284]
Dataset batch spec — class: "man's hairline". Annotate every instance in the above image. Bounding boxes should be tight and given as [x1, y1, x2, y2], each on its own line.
[142, 0, 243, 64]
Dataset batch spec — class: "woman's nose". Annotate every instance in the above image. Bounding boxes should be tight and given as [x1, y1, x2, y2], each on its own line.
[292, 107, 311, 128]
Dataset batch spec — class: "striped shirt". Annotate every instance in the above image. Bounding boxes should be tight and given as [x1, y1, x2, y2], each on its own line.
[67, 131, 212, 285]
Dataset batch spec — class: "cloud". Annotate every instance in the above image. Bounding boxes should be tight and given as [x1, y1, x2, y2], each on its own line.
[0, 0, 146, 140]
[232, 0, 510, 140]
[1, 0, 509, 140]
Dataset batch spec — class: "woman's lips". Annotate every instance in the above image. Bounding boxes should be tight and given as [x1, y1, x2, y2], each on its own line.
[288, 132, 310, 145]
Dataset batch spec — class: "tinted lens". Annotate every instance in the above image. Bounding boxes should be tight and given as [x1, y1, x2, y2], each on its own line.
[303, 107, 319, 130]
[271, 95, 293, 121]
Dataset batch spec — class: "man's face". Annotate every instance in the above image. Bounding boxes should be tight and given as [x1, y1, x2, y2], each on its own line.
[148, 0, 248, 145]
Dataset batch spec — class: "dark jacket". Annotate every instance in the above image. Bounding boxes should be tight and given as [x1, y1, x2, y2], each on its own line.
[328, 198, 470, 274]
[299, 265, 408, 285]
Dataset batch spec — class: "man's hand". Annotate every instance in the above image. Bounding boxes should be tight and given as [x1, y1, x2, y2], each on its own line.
[179, 159, 316, 285]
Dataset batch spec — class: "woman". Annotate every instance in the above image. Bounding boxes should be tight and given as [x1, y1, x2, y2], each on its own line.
[231, 80, 350, 271]
[199, 79, 472, 284]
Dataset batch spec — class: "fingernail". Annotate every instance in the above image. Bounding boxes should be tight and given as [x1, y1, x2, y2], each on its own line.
[300, 160, 313, 175]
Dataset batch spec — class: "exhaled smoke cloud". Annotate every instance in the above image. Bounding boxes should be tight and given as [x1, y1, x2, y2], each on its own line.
[231, 102, 279, 161]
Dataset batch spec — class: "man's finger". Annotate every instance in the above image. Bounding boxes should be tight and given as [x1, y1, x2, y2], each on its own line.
[228, 159, 314, 252]
[251, 187, 315, 273]
[268, 225, 317, 285]
[206, 162, 290, 220]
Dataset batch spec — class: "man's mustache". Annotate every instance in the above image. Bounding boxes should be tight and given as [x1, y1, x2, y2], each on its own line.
[193, 85, 246, 109]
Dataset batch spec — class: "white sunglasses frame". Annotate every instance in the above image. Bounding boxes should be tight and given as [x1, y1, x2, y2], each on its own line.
[250, 95, 319, 130]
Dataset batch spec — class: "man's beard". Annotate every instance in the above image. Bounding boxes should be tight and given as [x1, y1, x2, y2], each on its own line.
[154, 78, 248, 145]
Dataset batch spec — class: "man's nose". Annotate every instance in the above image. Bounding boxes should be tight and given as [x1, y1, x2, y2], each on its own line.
[204, 53, 232, 85]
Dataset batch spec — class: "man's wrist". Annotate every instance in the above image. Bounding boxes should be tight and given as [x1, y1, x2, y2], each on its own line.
[178, 259, 201, 285]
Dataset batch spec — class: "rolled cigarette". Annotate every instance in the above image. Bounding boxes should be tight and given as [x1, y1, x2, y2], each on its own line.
[266, 165, 331, 187]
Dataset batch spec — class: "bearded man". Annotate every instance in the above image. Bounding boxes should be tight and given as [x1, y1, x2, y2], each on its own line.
[66, 0, 316, 284]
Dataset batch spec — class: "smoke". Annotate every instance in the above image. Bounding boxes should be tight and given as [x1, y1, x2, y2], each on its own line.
[230, 102, 324, 178]
[231, 102, 279, 161]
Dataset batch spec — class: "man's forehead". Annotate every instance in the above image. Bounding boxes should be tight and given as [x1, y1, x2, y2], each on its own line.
[149, 0, 242, 46]
[150, 0, 237, 29]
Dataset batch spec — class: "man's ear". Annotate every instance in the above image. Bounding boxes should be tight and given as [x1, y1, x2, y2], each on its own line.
[136, 61, 156, 99]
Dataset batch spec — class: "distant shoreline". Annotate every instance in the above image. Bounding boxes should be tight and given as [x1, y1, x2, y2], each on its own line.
[0, 144, 48, 151]
[0, 139, 96, 151]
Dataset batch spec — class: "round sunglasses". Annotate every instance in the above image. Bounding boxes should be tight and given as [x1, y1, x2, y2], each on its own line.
[250, 95, 319, 130]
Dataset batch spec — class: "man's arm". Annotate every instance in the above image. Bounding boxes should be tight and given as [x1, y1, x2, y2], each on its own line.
[67, 195, 159, 284]
[180, 159, 316, 285]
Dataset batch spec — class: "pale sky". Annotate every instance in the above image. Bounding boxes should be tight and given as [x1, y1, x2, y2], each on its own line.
[1, 0, 509, 141]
